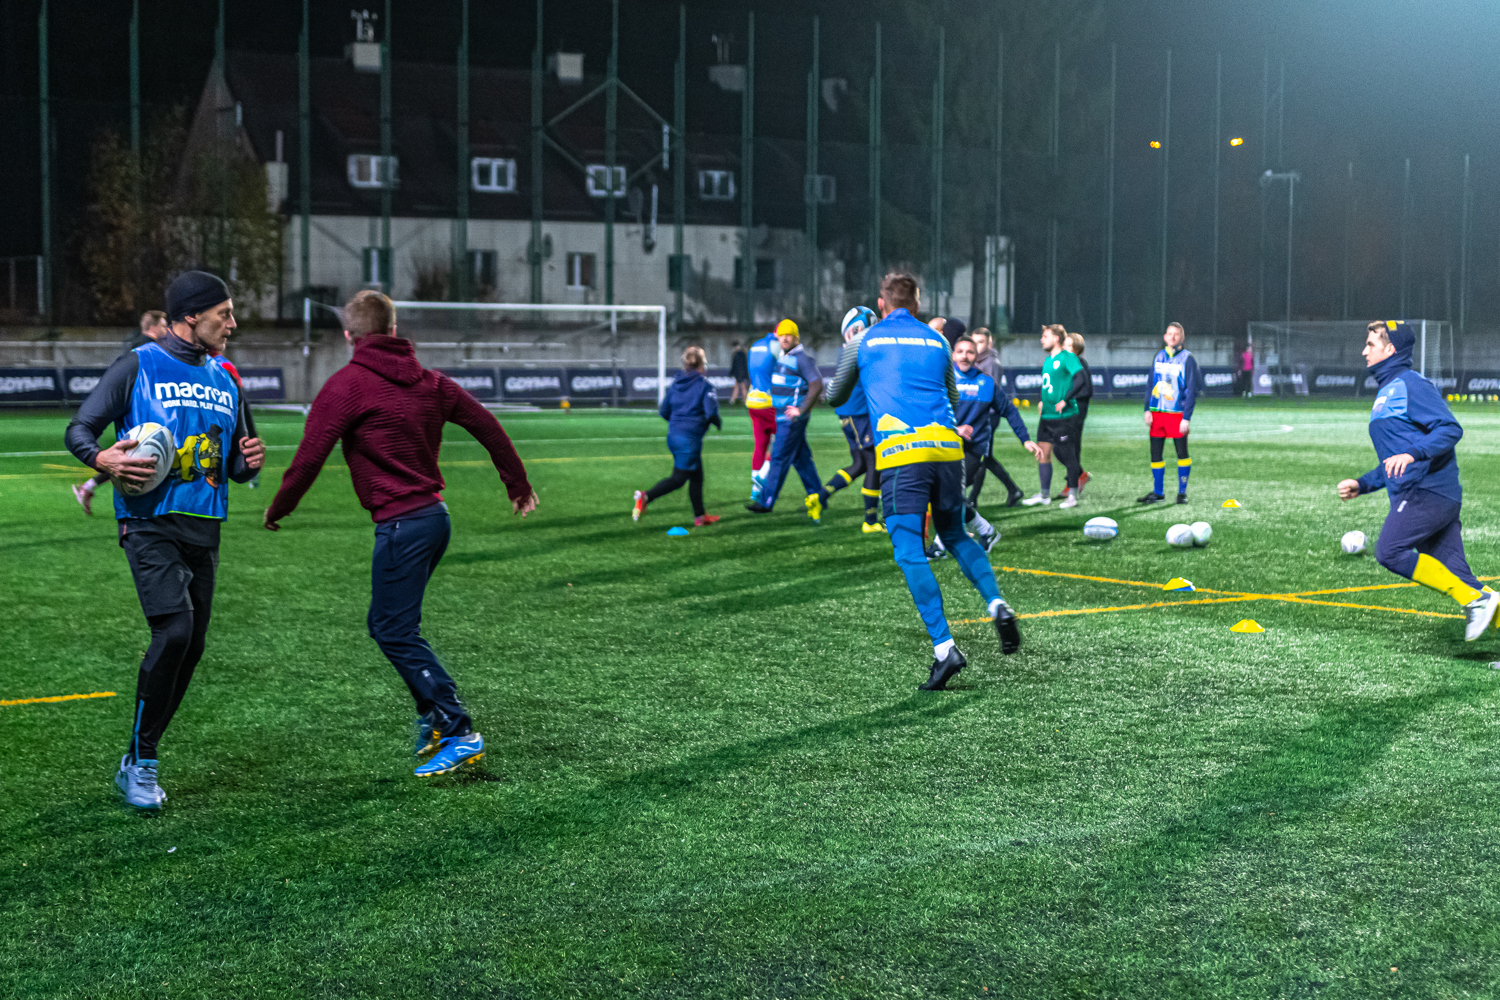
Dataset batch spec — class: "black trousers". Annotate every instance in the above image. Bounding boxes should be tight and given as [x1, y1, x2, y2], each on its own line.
[369, 508, 473, 739]
[121, 522, 218, 762]
[646, 466, 705, 516]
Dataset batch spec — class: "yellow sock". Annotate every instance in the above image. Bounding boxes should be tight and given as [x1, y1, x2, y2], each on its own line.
[1412, 553, 1482, 606]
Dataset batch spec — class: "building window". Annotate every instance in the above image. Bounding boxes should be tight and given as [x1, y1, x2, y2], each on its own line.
[361, 247, 392, 286]
[805, 173, 836, 204]
[472, 158, 516, 193]
[734, 257, 777, 291]
[468, 249, 498, 291]
[585, 165, 626, 198]
[566, 252, 596, 290]
[697, 169, 735, 201]
[348, 154, 399, 189]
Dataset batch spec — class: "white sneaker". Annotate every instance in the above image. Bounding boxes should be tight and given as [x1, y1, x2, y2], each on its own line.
[1020, 492, 1051, 507]
[1058, 491, 1078, 509]
[1464, 588, 1500, 641]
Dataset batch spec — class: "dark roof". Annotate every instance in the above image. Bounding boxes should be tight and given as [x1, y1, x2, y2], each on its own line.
[211, 51, 804, 228]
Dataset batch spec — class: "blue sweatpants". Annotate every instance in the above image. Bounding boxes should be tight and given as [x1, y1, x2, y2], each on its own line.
[1375, 488, 1480, 588]
[883, 461, 1004, 645]
[369, 504, 473, 738]
[759, 415, 824, 509]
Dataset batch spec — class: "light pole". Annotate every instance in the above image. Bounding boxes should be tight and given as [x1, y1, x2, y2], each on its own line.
[1261, 169, 1300, 322]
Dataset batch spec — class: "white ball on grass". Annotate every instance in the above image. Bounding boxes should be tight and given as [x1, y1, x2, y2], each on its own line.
[1166, 523, 1196, 547]
[1083, 516, 1118, 540]
[1341, 530, 1367, 555]
[1190, 521, 1213, 546]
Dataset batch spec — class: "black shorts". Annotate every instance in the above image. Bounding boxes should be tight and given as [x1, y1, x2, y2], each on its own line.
[840, 414, 873, 452]
[881, 460, 965, 518]
[1036, 415, 1081, 446]
[121, 519, 219, 617]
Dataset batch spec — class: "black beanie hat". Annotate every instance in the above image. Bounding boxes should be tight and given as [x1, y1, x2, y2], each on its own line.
[165, 270, 230, 323]
[1383, 320, 1416, 357]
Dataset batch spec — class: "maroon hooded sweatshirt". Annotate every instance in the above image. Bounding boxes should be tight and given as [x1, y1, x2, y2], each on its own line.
[266, 335, 531, 524]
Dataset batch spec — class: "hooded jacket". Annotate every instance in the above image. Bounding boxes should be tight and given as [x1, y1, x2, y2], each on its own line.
[1355, 343, 1464, 503]
[658, 368, 722, 442]
[265, 335, 530, 524]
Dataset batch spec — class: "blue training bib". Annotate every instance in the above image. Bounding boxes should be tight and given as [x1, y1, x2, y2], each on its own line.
[113, 342, 240, 521]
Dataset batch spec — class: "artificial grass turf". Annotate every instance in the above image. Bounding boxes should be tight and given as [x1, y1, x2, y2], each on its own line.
[2, 398, 1500, 999]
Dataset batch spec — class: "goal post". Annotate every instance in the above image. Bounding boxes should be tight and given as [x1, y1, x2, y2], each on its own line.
[390, 301, 669, 406]
[1246, 320, 1456, 398]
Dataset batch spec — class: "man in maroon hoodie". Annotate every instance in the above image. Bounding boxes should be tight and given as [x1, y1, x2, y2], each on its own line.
[264, 291, 537, 777]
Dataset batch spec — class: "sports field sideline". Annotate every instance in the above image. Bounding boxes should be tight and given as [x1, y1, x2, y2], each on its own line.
[4, 398, 1500, 998]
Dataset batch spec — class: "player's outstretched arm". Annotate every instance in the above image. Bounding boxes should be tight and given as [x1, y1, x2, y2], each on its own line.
[441, 376, 535, 513]
[263, 384, 355, 529]
[823, 334, 863, 408]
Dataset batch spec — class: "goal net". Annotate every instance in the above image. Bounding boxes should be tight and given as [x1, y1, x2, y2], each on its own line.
[1246, 320, 1455, 397]
[390, 302, 668, 406]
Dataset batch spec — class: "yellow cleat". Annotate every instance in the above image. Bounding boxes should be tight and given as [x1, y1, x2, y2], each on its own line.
[861, 521, 887, 534]
[804, 492, 824, 522]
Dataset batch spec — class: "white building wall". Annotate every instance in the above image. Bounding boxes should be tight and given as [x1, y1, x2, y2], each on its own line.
[285, 215, 819, 324]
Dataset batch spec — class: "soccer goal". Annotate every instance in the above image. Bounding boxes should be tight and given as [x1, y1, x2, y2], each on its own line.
[1246, 320, 1455, 398]
[389, 301, 668, 407]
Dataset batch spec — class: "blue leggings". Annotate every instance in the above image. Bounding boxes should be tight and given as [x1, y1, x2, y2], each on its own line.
[1376, 489, 1480, 588]
[887, 509, 1003, 645]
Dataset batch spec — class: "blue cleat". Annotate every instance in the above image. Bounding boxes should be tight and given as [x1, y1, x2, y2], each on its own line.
[115, 755, 165, 809]
[413, 713, 441, 756]
[414, 733, 484, 777]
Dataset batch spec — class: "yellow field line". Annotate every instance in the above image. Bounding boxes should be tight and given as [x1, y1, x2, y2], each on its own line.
[997, 566, 1161, 589]
[1269, 594, 1462, 619]
[1, 691, 117, 707]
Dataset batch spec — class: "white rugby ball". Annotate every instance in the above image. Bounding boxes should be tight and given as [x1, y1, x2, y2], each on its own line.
[115, 422, 175, 497]
[1190, 521, 1213, 546]
[1166, 523, 1196, 547]
[1083, 516, 1118, 540]
[1341, 530, 1367, 555]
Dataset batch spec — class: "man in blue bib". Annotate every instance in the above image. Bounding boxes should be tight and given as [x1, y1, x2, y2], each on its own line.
[827, 273, 1021, 690]
[66, 271, 265, 808]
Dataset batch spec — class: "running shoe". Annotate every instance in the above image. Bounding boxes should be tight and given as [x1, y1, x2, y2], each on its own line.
[925, 543, 949, 562]
[1076, 470, 1092, 497]
[1006, 489, 1026, 507]
[1020, 492, 1051, 507]
[1058, 490, 1078, 509]
[919, 646, 966, 691]
[976, 525, 1000, 552]
[415, 733, 485, 777]
[993, 600, 1022, 655]
[1464, 589, 1500, 641]
[1137, 491, 1165, 504]
[744, 501, 772, 514]
[413, 713, 441, 756]
[115, 756, 165, 809]
[861, 521, 887, 535]
[693, 514, 721, 527]
[632, 490, 647, 521]
[1176, 492, 1189, 505]
[804, 492, 825, 522]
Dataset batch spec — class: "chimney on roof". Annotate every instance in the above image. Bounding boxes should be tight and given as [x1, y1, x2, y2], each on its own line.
[547, 52, 584, 85]
[347, 9, 382, 73]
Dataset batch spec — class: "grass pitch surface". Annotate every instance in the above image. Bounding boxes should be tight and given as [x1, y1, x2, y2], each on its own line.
[3, 398, 1500, 999]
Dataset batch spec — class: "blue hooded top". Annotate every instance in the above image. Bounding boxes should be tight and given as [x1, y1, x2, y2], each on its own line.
[659, 368, 722, 444]
[1355, 322, 1464, 503]
[954, 364, 1028, 454]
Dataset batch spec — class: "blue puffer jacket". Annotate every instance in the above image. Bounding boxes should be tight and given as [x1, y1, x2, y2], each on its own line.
[659, 369, 722, 442]
[1356, 347, 1464, 503]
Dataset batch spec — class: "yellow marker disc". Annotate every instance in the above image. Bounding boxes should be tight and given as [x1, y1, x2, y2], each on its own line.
[1163, 577, 1196, 592]
[1222, 499, 1242, 508]
[1230, 619, 1265, 633]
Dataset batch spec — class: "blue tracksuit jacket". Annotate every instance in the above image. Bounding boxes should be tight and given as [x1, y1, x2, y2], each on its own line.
[1356, 350, 1464, 504]
[659, 369, 722, 467]
[953, 365, 1028, 454]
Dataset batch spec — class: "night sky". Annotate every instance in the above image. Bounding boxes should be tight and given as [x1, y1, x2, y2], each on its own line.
[3, 0, 1498, 330]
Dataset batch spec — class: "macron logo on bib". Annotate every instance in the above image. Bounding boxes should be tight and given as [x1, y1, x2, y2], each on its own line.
[154, 379, 235, 415]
